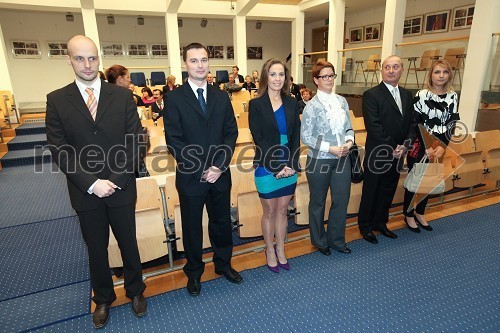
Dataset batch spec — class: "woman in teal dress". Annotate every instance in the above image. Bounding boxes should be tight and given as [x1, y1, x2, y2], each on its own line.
[249, 58, 301, 273]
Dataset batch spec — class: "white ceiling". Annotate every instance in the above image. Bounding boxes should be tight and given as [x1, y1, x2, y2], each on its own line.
[304, 0, 387, 23]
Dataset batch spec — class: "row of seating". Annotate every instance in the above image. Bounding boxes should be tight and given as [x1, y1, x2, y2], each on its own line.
[130, 70, 236, 87]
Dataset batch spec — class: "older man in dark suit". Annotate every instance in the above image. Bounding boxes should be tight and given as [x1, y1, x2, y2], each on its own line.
[165, 42, 240, 296]
[358, 55, 417, 244]
[45, 35, 146, 329]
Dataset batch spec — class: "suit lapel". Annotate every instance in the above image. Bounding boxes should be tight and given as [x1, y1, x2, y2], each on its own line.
[67, 82, 95, 123]
[262, 94, 279, 132]
[283, 96, 293, 137]
[380, 83, 402, 117]
[94, 82, 113, 124]
[183, 84, 206, 119]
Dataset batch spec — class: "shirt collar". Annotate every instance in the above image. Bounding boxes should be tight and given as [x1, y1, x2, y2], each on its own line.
[383, 81, 398, 92]
[75, 77, 101, 100]
[187, 78, 207, 99]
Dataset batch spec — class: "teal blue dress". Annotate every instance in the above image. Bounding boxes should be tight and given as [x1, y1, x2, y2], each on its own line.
[254, 105, 298, 199]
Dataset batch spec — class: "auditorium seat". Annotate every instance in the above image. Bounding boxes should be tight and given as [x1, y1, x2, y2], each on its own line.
[108, 177, 168, 267]
[150, 71, 166, 85]
[130, 72, 147, 87]
[474, 130, 500, 161]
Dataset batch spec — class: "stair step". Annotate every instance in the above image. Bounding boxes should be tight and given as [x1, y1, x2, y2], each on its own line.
[15, 122, 46, 135]
[0, 147, 51, 168]
[7, 133, 47, 151]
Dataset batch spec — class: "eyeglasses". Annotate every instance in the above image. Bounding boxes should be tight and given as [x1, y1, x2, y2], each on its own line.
[316, 74, 337, 81]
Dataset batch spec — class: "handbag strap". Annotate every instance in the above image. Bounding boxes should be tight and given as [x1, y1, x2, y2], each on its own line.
[419, 155, 428, 163]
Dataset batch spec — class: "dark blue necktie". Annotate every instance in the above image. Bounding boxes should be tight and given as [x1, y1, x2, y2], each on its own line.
[197, 88, 206, 114]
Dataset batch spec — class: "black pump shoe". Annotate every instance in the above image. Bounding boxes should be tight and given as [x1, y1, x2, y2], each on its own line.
[414, 215, 433, 231]
[404, 217, 421, 233]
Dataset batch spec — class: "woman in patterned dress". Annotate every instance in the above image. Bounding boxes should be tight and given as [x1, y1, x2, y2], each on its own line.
[249, 58, 301, 273]
[403, 59, 459, 232]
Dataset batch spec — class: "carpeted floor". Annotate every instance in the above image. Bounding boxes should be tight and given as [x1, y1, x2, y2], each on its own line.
[24, 203, 499, 333]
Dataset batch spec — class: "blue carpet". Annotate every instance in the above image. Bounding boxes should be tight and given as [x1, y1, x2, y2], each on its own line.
[31, 204, 499, 332]
[7, 133, 47, 151]
[0, 163, 75, 228]
[0, 281, 90, 333]
[0, 216, 89, 301]
[15, 122, 46, 135]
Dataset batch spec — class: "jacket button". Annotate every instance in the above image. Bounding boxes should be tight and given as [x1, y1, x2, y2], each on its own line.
[93, 131, 97, 134]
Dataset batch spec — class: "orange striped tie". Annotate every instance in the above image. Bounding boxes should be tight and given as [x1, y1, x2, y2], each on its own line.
[85, 87, 97, 120]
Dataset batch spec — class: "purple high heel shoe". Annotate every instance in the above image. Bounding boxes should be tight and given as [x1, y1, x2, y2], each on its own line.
[265, 250, 279, 273]
[274, 245, 291, 270]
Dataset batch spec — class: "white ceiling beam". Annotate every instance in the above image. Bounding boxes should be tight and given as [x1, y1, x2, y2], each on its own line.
[236, 0, 258, 16]
[166, 0, 182, 13]
[299, 0, 328, 11]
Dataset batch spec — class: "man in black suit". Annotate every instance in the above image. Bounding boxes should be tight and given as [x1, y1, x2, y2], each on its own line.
[290, 76, 301, 101]
[358, 55, 417, 244]
[151, 88, 165, 121]
[165, 42, 241, 296]
[231, 65, 245, 84]
[206, 73, 218, 87]
[45, 35, 147, 329]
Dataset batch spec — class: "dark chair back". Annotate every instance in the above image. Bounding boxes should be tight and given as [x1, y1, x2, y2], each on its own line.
[130, 72, 147, 87]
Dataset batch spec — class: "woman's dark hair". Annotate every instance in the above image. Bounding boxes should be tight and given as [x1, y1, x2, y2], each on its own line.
[258, 58, 290, 96]
[105, 65, 128, 84]
[141, 86, 153, 97]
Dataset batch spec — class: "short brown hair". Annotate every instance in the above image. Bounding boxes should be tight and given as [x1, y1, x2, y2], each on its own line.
[257, 58, 290, 96]
[311, 60, 335, 87]
[425, 59, 454, 92]
[105, 65, 128, 84]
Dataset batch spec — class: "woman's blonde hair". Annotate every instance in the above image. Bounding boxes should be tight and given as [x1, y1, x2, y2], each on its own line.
[424, 59, 454, 92]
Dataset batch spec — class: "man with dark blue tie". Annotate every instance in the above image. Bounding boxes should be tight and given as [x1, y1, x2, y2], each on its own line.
[164, 42, 241, 296]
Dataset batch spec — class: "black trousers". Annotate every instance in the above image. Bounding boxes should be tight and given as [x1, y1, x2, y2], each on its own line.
[179, 186, 233, 279]
[77, 202, 145, 305]
[358, 158, 401, 234]
[403, 154, 429, 217]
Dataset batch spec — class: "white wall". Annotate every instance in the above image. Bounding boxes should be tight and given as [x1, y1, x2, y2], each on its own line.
[0, 10, 291, 105]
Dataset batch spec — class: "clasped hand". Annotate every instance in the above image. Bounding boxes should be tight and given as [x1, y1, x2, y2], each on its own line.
[275, 166, 296, 179]
[425, 146, 444, 159]
[392, 144, 407, 159]
[202, 166, 222, 183]
[329, 142, 353, 158]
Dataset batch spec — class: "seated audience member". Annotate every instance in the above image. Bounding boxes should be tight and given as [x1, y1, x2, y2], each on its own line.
[232, 65, 244, 84]
[224, 74, 242, 93]
[242, 75, 256, 92]
[252, 70, 259, 83]
[141, 87, 155, 106]
[151, 89, 165, 122]
[162, 75, 178, 94]
[133, 95, 147, 120]
[129, 83, 145, 106]
[297, 88, 313, 114]
[207, 73, 217, 87]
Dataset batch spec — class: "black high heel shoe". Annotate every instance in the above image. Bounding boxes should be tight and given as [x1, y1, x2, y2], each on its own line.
[414, 215, 433, 231]
[404, 217, 421, 233]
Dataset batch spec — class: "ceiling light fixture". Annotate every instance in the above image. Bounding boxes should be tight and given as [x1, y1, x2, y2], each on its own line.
[107, 14, 115, 25]
[200, 18, 208, 28]
[65, 12, 74, 22]
[256, 20, 262, 29]
[137, 16, 144, 25]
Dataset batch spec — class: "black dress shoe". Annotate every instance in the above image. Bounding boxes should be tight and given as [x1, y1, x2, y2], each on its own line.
[375, 227, 398, 239]
[414, 215, 433, 231]
[187, 278, 201, 296]
[131, 293, 147, 317]
[336, 246, 352, 254]
[362, 232, 378, 244]
[318, 247, 331, 256]
[215, 268, 243, 284]
[404, 217, 421, 233]
[93, 304, 110, 329]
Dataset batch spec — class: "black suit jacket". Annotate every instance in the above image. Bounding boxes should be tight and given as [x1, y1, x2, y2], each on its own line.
[164, 83, 238, 196]
[151, 97, 166, 119]
[362, 82, 417, 161]
[290, 83, 301, 101]
[248, 94, 301, 173]
[234, 74, 244, 84]
[46, 81, 141, 211]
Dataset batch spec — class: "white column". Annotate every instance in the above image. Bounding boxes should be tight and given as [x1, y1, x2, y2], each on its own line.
[80, 0, 102, 68]
[381, 0, 405, 62]
[328, 0, 345, 89]
[0, 22, 18, 122]
[291, 11, 304, 82]
[165, 12, 182, 80]
[233, 15, 247, 77]
[458, 0, 500, 132]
